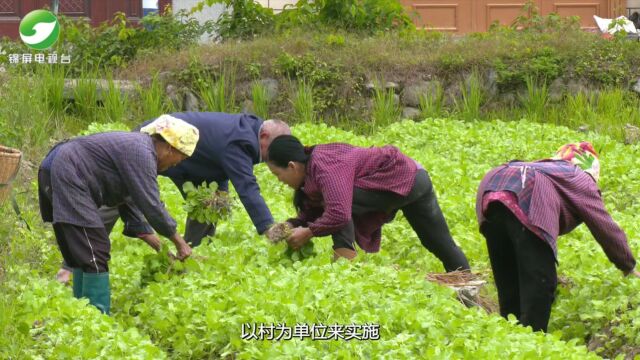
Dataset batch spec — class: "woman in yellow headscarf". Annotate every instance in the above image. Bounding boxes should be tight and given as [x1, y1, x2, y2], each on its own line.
[38, 115, 198, 315]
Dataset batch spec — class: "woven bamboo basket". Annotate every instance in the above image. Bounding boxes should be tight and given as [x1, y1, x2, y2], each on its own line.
[0, 145, 22, 205]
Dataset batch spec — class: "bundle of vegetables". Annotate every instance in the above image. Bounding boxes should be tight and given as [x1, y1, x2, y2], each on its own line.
[267, 222, 316, 261]
[266, 222, 293, 244]
[140, 244, 185, 286]
[182, 181, 233, 224]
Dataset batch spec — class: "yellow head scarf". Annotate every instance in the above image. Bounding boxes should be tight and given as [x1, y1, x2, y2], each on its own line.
[140, 115, 199, 156]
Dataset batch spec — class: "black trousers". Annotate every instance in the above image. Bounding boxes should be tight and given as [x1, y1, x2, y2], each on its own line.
[482, 202, 557, 332]
[183, 218, 216, 247]
[39, 169, 110, 273]
[332, 169, 470, 272]
[53, 223, 111, 273]
[60, 204, 149, 271]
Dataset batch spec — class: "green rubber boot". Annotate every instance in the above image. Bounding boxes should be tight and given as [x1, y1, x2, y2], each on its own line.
[72, 268, 83, 298]
[81, 272, 110, 315]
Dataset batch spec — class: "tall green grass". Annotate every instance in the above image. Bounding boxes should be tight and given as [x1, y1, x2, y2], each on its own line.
[137, 74, 172, 121]
[73, 73, 99, 122]
[36, 65, 67, 117]
[563, 91, 595, 127]
[371, 86, 400, 133]
[251, 81, 270, 119]
[0, 69, 53, 154]
[560, 89, 638, 140]
[520, 75, 548, 121]
[292, 80, 315, 123]
[418, 81, 445, 119]
[455, 71, 484, 121]
[4, 65, 640, 159]
[101, 72, 131, 123]
[595, 89, 634, 138]
[196, 68, 237, 113]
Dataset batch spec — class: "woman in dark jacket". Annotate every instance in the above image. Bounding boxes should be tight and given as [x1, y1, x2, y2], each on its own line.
[265, 135, 469, 272]
[477, 142, 639, 332]
[39, 115, 197, 315]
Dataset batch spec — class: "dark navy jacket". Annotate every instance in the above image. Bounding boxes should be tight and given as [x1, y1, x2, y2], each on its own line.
[139, 112, 274, 234]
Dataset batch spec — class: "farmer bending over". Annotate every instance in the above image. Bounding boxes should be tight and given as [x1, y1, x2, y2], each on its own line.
[476, 142, 639, 332]
[39, 115, 197, 314]
[265, 135, 470, 271]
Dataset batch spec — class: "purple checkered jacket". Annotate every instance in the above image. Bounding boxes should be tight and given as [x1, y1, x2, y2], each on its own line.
[41, 132, 177, 238]
[476, 160, 636, 273]
[287, 143, 418, 252]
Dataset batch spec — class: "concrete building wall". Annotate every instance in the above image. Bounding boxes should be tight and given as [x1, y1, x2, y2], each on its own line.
[256, 0, 297, 12]
[629, 0, 640, 15]
[143, 0, 158, 8]
[172, 0, 225, 43]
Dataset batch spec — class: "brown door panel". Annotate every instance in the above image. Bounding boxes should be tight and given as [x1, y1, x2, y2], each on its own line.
[0, 0, 41, 39]
[58, 0, 91, 16]
[0, 0, 22, 39]
[107, 0, 143, 23]
[158, 0, 171, 14]
[539, 0, 609, 29]
[402, 0, 474, 32]
[401, 0, 621, 32]
[0, 0, 144, 39]
[476, 1, 535, 30]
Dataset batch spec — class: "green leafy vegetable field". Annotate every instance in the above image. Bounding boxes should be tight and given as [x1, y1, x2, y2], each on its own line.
[2, 118, 639, 359]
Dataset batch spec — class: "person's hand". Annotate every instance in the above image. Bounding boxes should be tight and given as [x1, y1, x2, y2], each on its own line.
[264, 223, 277, 238]
[169, 232, 192, 261]
[287, 227, 313, 251]
[623, 268, 640, 278]
[175, 242, 192, 261]
[138, 233, 161, 251]
[55, 268, 72, 285]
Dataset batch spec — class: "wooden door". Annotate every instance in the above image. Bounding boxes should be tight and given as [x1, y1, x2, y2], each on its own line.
[539, 0, 611, 30]
[475, 0, 535, 30]
[0, 0, 39, 39]
[402, 0, 474, 32]
[0, 0, 143, 39]
[401, 0, 624, 33]
[59, 0, 142, 26]
[158, 0, 171, 14]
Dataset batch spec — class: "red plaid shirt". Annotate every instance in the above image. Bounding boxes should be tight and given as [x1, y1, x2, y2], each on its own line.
[477, 160, 636, 273]
[288, 143, 418, 252]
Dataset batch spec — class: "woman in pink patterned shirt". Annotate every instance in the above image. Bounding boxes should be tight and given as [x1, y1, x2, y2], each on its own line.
[265, 135, 470, 272]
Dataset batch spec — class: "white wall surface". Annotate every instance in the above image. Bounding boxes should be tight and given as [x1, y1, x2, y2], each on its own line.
[173, 0, 226, 43]
[255, 0, 297, 12]
[143, 0, 158, 8]
[171, 0, 298, 42]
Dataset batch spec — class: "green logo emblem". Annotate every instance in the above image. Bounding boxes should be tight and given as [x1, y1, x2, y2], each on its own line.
[19, 10, 60, 50]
